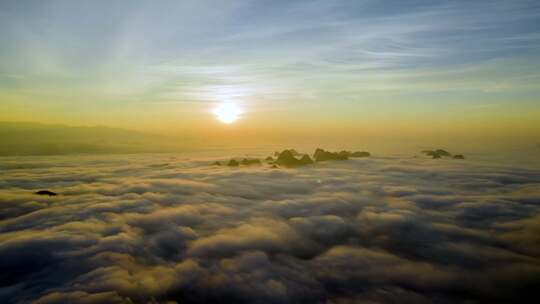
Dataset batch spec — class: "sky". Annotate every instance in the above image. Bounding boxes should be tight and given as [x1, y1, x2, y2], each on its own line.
[1, 0, 540, 150]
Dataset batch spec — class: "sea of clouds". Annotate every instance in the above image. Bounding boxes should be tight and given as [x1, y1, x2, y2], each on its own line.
[1, 154, 539, 303]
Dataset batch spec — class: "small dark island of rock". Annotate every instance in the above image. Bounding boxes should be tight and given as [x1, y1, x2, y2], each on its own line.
[34, 190, 57, 196]
[227, 159, 240, 167]
[275, 150, 314, 167]
[226, 148, 372, 169]
[422, 149, 465, 159]
[314, 148, 348, 162]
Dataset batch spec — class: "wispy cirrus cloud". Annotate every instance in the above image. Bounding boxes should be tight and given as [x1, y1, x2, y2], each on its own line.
[1, 0, 539, 105]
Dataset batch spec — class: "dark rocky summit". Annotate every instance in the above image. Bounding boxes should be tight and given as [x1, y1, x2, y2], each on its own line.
[223, 148, 371, 169]
[274, 148, 370, 166]
[275, 150, 308, 167]
[435, 149, 452, 157]
[222, 158, 261, 167]
[335, 150, 371, 158]
[227, 159, 239, 167]
[288, 149, 301, 156]
[299, 154, 314, 165]
[422, 149, 465, 159]
[314, 148, 348, 162]
[34, 190, 57, 196]
[423, 149, 445, 158]
[275, 149, 300, 157]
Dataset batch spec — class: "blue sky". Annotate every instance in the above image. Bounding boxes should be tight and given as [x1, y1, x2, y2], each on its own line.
[0, 0, 539, 137]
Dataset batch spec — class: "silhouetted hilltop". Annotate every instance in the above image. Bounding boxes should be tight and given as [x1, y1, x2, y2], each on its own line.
[300, 154, 314, 164]
[34, 190, 57, 196]
[227, 159, 239, 167]
[274, 149, 300, 157]
[273, 148, 369, 167]
[337, 150, 371, 158]
[275, 150, 308, 167]
[422, 149, 465, 159]
[215, 148, 371, 169]
[314, 148, 348, 162]
[217, 158, 262, 167]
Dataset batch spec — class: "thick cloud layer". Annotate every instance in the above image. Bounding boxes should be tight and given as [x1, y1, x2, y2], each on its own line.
[1, 154, 540, 303]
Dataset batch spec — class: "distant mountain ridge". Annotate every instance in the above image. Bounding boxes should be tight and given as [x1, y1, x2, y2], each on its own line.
[0, 122, 188, 156]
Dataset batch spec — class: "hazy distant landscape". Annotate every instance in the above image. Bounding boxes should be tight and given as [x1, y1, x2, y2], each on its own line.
[0, 122, 193, 156]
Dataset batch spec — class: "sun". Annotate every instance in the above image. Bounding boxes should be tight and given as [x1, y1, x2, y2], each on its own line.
[213, 102, 242, 124]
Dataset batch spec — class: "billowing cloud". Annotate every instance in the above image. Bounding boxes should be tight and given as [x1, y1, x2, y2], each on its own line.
[1, 154, 539, 303]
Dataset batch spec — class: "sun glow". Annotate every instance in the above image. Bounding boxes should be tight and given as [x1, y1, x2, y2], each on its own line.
[213, 102, 242, 124]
